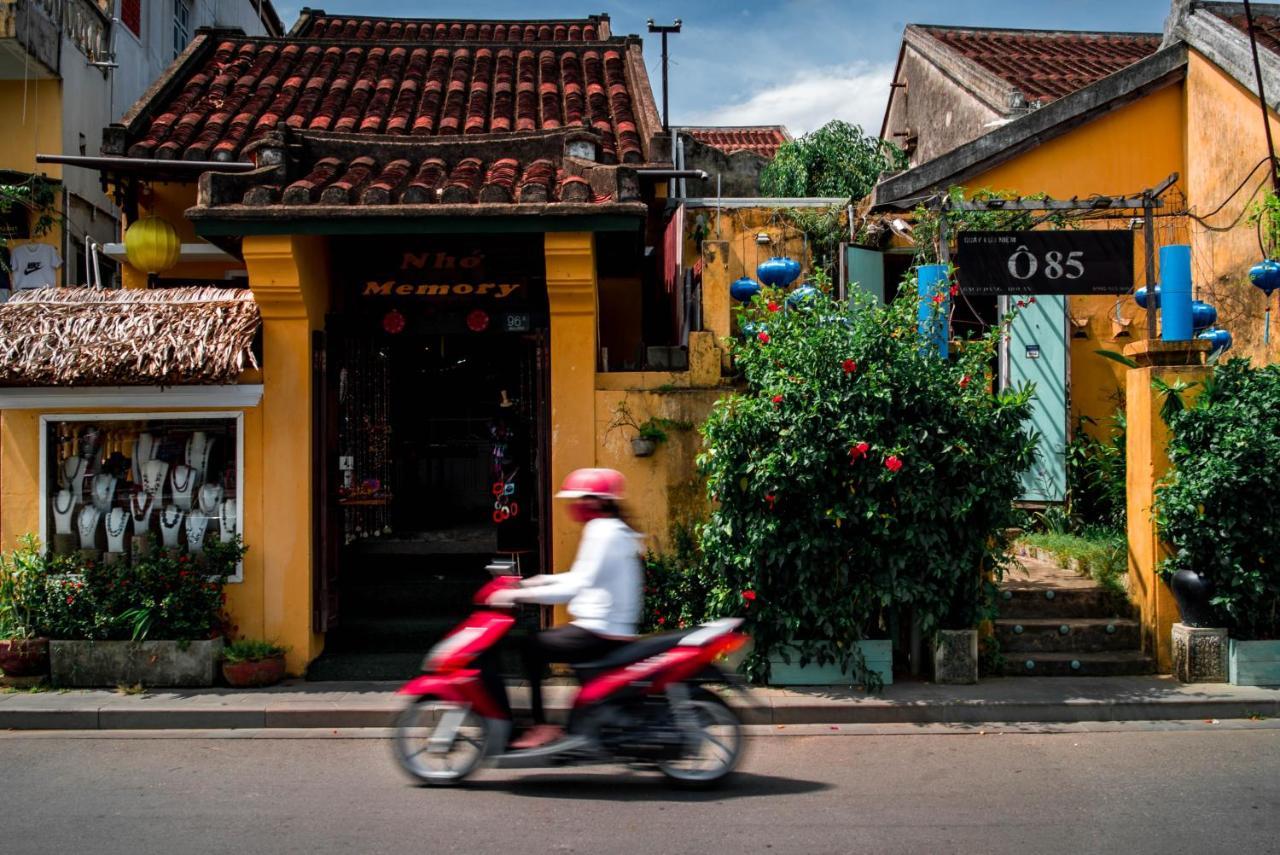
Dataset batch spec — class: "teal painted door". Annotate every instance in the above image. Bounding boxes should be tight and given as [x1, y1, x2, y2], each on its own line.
[846, 246, 885, 306]
[1005, 295, 1068, 503]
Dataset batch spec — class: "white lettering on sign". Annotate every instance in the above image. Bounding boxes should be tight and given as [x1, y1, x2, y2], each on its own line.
[1007, 247, 1085, 281]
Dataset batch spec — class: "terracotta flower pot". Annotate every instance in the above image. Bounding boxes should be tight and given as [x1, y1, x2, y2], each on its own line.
[221, 654, 286, 688]
[0, 637, 50, 677]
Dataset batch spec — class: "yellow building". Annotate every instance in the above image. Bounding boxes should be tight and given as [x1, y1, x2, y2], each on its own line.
[0, 12, 736, 677]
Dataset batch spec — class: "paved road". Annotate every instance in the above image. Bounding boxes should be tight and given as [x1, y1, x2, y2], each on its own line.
[2, 723, 1277, 855]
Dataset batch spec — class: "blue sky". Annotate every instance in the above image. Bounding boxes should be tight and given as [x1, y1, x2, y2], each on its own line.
[273, 1, 1173, 135]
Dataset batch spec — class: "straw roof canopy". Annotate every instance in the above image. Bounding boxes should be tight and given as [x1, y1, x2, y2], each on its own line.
[0, 287, 260, 387]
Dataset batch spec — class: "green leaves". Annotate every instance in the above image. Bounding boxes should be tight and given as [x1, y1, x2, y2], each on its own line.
[760, 120, 906, 200]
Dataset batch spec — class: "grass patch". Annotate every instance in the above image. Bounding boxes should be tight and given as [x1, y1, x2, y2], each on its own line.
[1020, 530, 1128, 596]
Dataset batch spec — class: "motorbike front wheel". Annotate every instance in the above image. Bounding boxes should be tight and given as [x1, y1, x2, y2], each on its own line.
[657, 692, 744, 789]
[392, 698, 491, 786]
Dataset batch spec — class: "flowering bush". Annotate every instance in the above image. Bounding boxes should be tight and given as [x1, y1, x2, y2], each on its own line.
[29, 537, 245, 641]
[697, 284, 1036, 684]
[1158, 359, 1280, 639]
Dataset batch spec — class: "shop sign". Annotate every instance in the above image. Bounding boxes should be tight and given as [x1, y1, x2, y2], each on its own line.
[361, 281, 523, 299]
[955, 231, 1133, 296]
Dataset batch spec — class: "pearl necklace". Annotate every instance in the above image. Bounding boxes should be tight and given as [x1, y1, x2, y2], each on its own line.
[105, 508, 129, 537]
[76, 506, 101, 544]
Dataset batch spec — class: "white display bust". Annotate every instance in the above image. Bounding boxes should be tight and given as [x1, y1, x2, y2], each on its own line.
[130, 492, 156, 530]
[76, 506, 102, 550]
[185, 514, 210, 553]
[90, 473, 117, 513]
[52, 489, 76, 535]
[218, 499, 237, 543]
[141, 459, 169, 499]
[169, 464, 197, 511]
[185, 431, 216, 482]
[104, 507, 130, 554]
[61, 457, 87, 502]
[158, 505, 186, 548]
[131, 431, 157, 484]
[197, 483, 224, 516]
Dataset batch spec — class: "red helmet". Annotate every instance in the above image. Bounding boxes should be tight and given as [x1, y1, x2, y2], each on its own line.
[556, 468, 626, 500]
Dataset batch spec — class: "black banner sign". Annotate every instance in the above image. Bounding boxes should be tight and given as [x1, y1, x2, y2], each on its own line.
[955, 230, 1134, 296]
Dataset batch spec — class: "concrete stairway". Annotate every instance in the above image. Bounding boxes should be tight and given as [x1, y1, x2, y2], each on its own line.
[995, 554, 1153, 677]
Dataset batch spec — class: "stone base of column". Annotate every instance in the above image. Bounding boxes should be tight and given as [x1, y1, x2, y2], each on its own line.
[1171, 623, 1228, 683]
[933, 629, 979, 684]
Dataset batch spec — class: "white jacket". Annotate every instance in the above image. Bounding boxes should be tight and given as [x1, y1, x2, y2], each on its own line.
[511, 517, 642, 638]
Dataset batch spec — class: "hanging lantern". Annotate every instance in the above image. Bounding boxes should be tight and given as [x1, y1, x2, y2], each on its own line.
[786, 284, 820, 308]
[757, 256, 801, 288]
[730, 276, 761, 303]
[466, 309, 490, 332]
[1190, 300, 1218, 331]
[124, 216, 181, 274]
[1134, 285, 1161, 310]
[1197, 327, 1232, 353]
[382, 309, 406, 335]
[1248, 259, 1280, 296]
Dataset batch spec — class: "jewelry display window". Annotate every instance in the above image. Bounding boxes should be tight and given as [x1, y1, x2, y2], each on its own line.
[40, 412, 244, 581]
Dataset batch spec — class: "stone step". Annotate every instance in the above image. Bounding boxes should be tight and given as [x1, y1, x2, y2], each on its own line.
[998, 651, 1155, 677]
[994, 618, 1141, 653]
[997, 587, 1131, 619]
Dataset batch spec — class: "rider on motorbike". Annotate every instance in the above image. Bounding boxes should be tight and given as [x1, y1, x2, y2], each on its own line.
[488, 468, 643, 750]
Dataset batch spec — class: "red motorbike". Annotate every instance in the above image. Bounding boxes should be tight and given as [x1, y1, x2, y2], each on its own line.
[392, 576, 751, 788]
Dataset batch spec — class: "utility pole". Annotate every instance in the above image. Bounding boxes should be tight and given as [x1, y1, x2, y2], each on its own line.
[647, 18, 681, 133]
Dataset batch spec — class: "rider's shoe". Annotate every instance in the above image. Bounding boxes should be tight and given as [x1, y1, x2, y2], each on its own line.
[509, 724, 563, 750]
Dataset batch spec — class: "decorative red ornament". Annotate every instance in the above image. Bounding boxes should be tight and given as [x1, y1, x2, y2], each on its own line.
[467, 309, 490, 332]
[758, 331, 771, 344]
[382, 309, 406, 335]
[885, 455, 904, 473]
[767, 301, 780, 312]
[842, 359, 857, 374]
[742, 590, 757, 601]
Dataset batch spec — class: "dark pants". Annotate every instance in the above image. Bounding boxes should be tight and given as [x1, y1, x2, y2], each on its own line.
[522, 625, 625, 724]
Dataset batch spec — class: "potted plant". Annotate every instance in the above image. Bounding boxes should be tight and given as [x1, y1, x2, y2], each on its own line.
[0, 536, 49, 682]
[221, 639, 288, 688]
[607, 400, 670, 457]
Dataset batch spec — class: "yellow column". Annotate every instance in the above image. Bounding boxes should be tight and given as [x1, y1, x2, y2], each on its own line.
[0, 411, 41, 550]
[1124, 339, 1210, 672]
[543, 232, 597, 600]
[701, 240, 732, 370]
[242, 234, 330, 674]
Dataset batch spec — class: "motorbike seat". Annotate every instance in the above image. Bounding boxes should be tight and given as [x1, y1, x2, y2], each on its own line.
[574, 631, 689, 682]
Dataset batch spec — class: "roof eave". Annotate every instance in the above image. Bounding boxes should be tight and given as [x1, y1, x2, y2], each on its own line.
[870, 43, 1189, 210]
[905, 24, 1027, 116]
[1174, 3, 1280, 111]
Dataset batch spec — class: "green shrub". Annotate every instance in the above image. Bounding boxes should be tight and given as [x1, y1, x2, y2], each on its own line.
[697, 283, 1036, 684]
[1019, 531, 1127, 596]
[1158, 359, 1280, 639]
[0, 535, 44, 639]
[223, 638, 287, 663]
[1066, 411, 1126, 534]
[642, 523, 712, 633]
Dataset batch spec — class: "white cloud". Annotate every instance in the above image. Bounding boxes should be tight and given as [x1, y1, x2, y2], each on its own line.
[684, 63, 894, 137]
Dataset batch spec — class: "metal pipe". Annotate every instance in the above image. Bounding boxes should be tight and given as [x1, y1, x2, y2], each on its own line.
[636, 168, 708, 180]
[36, 153, 257, 173]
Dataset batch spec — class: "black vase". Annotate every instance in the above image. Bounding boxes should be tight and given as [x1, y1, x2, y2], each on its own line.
[1170, 568, 1216, 627]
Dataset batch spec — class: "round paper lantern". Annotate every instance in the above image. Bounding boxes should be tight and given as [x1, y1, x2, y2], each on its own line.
[1249, 259, 1280, 296]
[1197, 327, 1232, 353]
[382, 309, 406, 335]
[1190, 300, 1218, 331]
[124, 216, 181, 274]
[1134, 285, 1161, 310]
[730, 276, 761, 303]
[757, 256, 801, 288]
[466, 309, 490, 332]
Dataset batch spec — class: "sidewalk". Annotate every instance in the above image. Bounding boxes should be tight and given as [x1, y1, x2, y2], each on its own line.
[2, 676, 1278, 730]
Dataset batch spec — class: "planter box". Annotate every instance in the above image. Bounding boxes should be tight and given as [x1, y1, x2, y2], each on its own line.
[768, 641, 893, 687]
[50, 639, 224, 688]
[1229, 639, 1280, 687]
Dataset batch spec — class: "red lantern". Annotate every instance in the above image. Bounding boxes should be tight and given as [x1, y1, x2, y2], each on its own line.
[382, 309, 406, 335]
[467, 309, 490, 332]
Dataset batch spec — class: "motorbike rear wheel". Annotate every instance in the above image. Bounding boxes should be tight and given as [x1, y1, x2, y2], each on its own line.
[393, 698, 491, 786]
[657, 692, 744, 789]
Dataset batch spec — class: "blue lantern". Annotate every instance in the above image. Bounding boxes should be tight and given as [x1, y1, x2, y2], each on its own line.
[1198, 327, 1232, 353]
[757, 256, 801, 288]
[786, 284, 820, 308]
[730, 276, 761, 303]
[1190, 300, 1218, 331]
[1134, 285, 1161, 309]
[1249, 259, 1280, 296]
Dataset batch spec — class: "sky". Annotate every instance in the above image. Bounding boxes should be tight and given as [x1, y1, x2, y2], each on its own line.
[272, 0, 1174, 137]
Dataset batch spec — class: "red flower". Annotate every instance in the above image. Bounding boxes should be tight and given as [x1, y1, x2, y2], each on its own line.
[657, 616, 666, 625]
[1016, 300, 1026, 309]
[772, 394, 783, 405]
[65, 596, 75, 605]
[767, 301, 781, 313]
[742, 590, 757, 601]
[1028, 297, 1037, 304]
[885, 455, 904, 473]
[959, 375, 971, 389]
[178, 570, 189, 578]
[950, 284, 959, 296]
[932, 293, 945, 305]
[842, 359, 857, 374]
[849, 441, 870, 460]
[765, 494, 776, 508]
[757, 331, 771, 344]
[179, 556, 189, 564]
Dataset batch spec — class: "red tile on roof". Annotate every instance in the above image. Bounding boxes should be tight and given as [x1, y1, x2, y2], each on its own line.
[920, 27, 1162, 103]
[126, 37, 646, 164]
[683, 126, 790, 158]
[1210, 10, 1280, 56]
[296, 15, 608, 42]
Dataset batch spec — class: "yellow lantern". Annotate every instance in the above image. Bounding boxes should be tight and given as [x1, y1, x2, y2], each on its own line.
[124, 216, 181, 274]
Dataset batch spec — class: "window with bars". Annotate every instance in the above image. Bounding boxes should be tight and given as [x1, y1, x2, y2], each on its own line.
[173, 0, 192, 59]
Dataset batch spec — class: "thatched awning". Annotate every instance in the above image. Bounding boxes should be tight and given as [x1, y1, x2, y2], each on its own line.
[0, 287, 260, 387]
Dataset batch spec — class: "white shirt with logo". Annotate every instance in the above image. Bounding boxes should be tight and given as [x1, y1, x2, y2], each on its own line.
[11, 243, 62, 289]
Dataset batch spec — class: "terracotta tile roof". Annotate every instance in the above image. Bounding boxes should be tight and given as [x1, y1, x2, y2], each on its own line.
[122, 35, 651, 165]
[680, 126, 790, 158]
[1210, 9, 1280, 56]
[918, 26, 1162, 104]
[291, 13, 611, 42]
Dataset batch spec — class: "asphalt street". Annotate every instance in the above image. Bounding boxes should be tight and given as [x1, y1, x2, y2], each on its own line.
[1, 722, 1277, 855]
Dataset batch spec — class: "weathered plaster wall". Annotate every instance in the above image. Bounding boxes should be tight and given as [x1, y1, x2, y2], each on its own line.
[679, 134, 770, 198]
